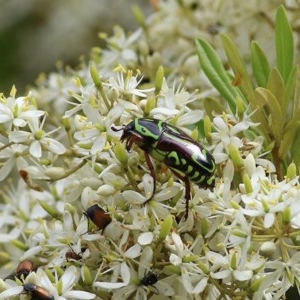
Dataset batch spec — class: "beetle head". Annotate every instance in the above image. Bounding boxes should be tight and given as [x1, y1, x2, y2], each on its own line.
[112, 120, 149, 151]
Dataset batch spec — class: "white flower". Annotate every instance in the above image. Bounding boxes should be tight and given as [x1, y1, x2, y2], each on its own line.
[58, 266, 95, 299]
[0, 143, 28, 180]
[9, 116, 66, 158]
[100, 26, 142, 74]
[0, 92, 45, 129]
[105, 66, 154, 98]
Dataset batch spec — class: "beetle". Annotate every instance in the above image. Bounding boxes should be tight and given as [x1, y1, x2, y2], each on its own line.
[23, 283, 54, 300]
[84, 204, 112, 231]
[16, 259, 35, 279]
[65, 247, 87, 261]
[140, 271, 158, 286]
[112, 118, 215, 219]
[4, 259, 36, 281]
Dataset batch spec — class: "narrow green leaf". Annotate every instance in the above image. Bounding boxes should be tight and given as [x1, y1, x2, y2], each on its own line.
[280, 108, 300, 160]
[251, 41, 271, 87]
[254, 88, 283, 143]
[195, 38, 240, 113]
[221, 34, 255, 102]
[283, 65, 297, 113]
[290, 128, 300, 167]
[275, 5, 294, 83]
[220, 34, 270, 140]
[292, 65, 300, 113]
[267, 68, 285, 111]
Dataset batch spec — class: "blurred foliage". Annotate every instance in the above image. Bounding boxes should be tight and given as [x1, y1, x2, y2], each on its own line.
[196, 5, 300, 180]
[0, 0, 152, 94]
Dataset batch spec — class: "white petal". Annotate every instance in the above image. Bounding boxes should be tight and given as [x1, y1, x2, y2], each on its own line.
[124, 244, 141, 259]
[138, 232, 154, 246]
[0, 158, 14, 181]
[63, 290, 95, 299]
[20, 110, 45, 119]
[264, 213, 275, 228]
[63, 211, 73, 229]
[181, 271, 193, 293]
[233, 270, 253, 281]
[44, 138, 66, 154]
[74, 128, 99, 141]
[0, 228, 21, 242]
[120, 262, 131, 285]
[93, 281, 127, 289]
[105, 104, 124, 128]
[0, 104, 13, 122]
[122, 190, 145, 204]
[30, 140, 42, 158]
[211, 269, 231, 279]
[82, 103, 103, 124]
[214, 116, 227, 131]
[91, 135, 106, 155]
[177, 110, 204, 126]
[13, 118, 27, 127]
[154, 186, 181, 202]
[0, 286, 23, 299]
[169, 253, 182, 266]
[171, 232, 184, 254]
[139, 246, 153, 278]
[192, 277, 208, 294]
[60, 266, 78, 291]
[206, 251, 228, 265]
[9, 131, 30, 143]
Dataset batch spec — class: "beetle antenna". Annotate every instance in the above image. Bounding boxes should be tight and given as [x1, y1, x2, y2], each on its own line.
[111, 125, 124, 132]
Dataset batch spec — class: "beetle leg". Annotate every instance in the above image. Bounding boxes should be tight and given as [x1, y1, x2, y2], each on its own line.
[143, 152, 156, 204]
[170, 169, 191, 220]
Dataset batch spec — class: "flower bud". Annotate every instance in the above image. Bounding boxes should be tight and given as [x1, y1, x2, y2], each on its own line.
[230, 252, 237, 269]
[242, 173, 253, 193]
[97, 184, 115, 196]
[12, 240, 28, 251]
[229, 144, 244, 169]
[90, 64, 101, 88]
[158, 214, 173, 241]
[82, 264, 93, 286]
[198, 261, 209, 274]
[144, 97, 157, 116]
[132, 5, 146, 28]
[286, 162, 297, 180]
[244, 154, 256, 177]
[114, 141, 128, 164]
[204, 115, 212, 143]
[250, 277, 263, 293]
[283, 206, 291, 224]
[44, 167, 65, 180]
[38, 200, 61, 220]
[260, 241, 276, 257]
[155, 66, 164, 95]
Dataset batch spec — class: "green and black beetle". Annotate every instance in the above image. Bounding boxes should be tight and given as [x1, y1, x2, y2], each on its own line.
[112, 118, 215, 219]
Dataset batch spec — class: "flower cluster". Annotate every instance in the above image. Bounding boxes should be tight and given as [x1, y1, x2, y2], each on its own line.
[1, 1, 300, 300]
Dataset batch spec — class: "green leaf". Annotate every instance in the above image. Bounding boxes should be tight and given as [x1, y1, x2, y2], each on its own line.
[275, 5, 294, 83]
[280, 106, 300, 160]
[283, 65, 297, 114]
[290, 128, 300, 166]
[220, 34, 270, 140]
[251, 41, 271, 87]
[221, 34, 255, 103]
[292, 65, 300, 114]
[254, 88, 283, 143]
[195, 38, 240, 113]
[267, 68, 285, 111]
